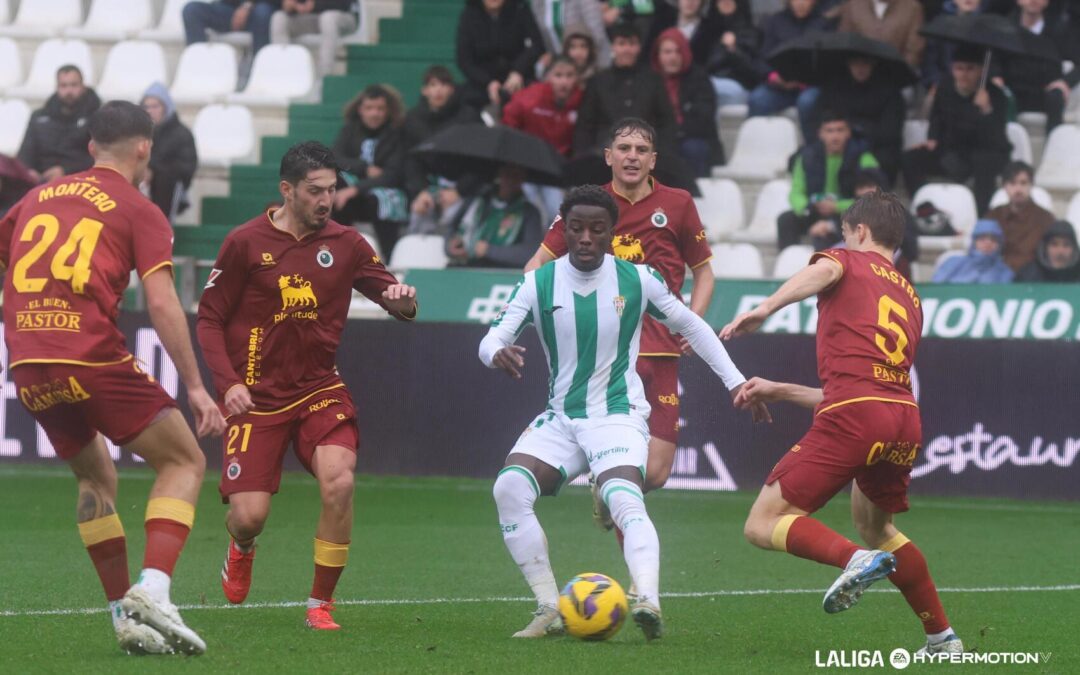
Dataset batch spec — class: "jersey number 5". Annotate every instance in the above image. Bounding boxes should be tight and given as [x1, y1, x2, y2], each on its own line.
[12, 213, 104, 294]
[875, 295, 909, 366]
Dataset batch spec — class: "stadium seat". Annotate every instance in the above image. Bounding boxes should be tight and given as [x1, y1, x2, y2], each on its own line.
[0, 98, 31, 155]
[694, 178, 743, 241]
[65, 0, 153, 41]
[1006, 122, 1033, 164]
[193, 104, 255, 167]
[359, 231, 383, 262]
[228, 45, 314, 107]
[903, 119, 928, 149]
[388, 235, 448, 270]
[713, 117, 798, 181]
[910, 183, 977, 251]
[0, 37, 21, 91]
[988, 185, 1053, 211]
[0, 0, 10, 26]
[730, 178, 790, 244]
[932, 249, 967, 279]
[140, 0, 201, 43]
[708, 243, 764, 279]
[772, 244, 814, 279]
[170, 43, 239, 105]
[95, 41, 168, 103]
[1035, 124, 1080, 191]
[6, 38, 95, 99]
[0, 0, 82, 38]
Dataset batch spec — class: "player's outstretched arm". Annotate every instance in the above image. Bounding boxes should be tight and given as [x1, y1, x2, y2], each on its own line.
[144, 269, 226, 437]
[479, 276, 535, 378]
[734, 377, 823, 411]
[719, 257, 843, 339]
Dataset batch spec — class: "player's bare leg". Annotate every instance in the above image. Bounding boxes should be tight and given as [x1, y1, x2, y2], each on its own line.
[493, 453, 564, 638]
[643, 437, 676, 493]
[121, 409, 208, 655]
[221, 491, 270, 604]
[304, 444, 356, 630]
[68, 434, 172, 654]
[850, 483, 961, 653]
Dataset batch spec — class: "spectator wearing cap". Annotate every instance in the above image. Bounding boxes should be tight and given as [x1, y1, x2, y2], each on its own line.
[983, 161, 1055, 271]
[932, 219, 1015, 283]
[18, 65, 100, 184]
[270, 0, 358, 77]
[1015, 220, 1080, 282]
[837, 0, 925, 68]
[456, 0, 546, 111]
[140, 82, 197, 223]
[183, 1, 278, 54]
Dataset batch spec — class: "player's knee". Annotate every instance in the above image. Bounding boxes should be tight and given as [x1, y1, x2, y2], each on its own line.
[319, 471, 354, 510]
[644, 464, 671, 493]
[228, 504, 269, 538]
[742, 514, 771, 549]
[492, 468, 535, 511]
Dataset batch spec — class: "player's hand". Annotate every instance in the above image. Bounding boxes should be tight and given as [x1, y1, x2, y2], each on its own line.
[473, 240, 490, 259]
[382, 284, 417, 316]
[224, 383, 255, 417]
[412, 191, 435, 215]
[719, 304, 769, 340]
[731, 381, 773, 424]
[42, 166, 64, 182]
[492, 345, 526, 379]
[189, 386, 227, 437]
[677, 336, 695, 356]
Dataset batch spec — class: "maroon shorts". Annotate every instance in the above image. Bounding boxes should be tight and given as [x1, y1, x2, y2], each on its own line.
[12, 358, 176, 460]
[637, 356, 679, 444]
[766, 400, 922, 514]
[219, 385, 359, 501]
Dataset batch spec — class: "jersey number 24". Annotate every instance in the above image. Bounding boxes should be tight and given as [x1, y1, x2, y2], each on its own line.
[11, 213, 104, 294]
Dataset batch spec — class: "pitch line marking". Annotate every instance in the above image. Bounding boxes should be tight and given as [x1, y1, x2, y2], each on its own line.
[2, 584, 1078, 619]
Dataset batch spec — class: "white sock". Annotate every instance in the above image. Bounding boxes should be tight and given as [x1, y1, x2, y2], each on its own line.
[307, 597, 327, 609]
[927, 627, 954, 643]
[135, 568, 171, 604]
[493, 467, 559, 608]
[603, 479, 660, 609]
[109, 600, 125, 630]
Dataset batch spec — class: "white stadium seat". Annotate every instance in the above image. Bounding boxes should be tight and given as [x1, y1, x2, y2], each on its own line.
[0, 37, 21, 91]
[228, 45, 314, 106]
[709, 243, 764, 279]
[65, 0, 153, 41]
[910, 183, 977, 251]
[0, 98, 31, 155]
[1035, 124, 1080, 191]
[1006, 122, 1033, 164]
[140, 0, 203, 43]
[0, 0, 10, 26]
[171, 43, 239, 105]
[388, 235, 449, 270]
[694, 178, 743, 242]
[193, 104, 255, 167]
[772, 244, 814, 279]
[713, 117, 798, 181]
[730, 178, 790, 244]
[988, 185, 1053, 211]
[96, 41, 168, 103]
[0, 0, 82, 38]
[6, 38, 95, 99]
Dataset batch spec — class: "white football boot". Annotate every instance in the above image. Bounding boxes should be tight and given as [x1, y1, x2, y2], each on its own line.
[512, 604, 564, 638]
[823, 549, 897, 614]
[915, 633, 964, 656]
[631, 600, 663, 641]
[112, 602, 173, 655]
[121, 586, 206, 655]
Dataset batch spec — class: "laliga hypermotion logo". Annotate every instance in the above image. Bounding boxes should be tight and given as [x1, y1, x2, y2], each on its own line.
[279, 274, 318, 310]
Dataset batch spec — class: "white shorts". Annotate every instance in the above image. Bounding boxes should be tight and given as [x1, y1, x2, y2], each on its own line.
[507, 411, 649, 491]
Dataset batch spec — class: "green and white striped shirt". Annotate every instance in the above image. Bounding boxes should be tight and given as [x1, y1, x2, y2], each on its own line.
[479, 255, 746, 420]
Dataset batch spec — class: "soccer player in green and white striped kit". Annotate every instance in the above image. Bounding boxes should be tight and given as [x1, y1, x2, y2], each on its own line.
[479, 185, 770, 640]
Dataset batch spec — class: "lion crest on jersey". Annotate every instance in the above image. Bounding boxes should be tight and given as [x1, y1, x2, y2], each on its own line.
[279, 275, 318, 310]
[612, 235, 645, 262]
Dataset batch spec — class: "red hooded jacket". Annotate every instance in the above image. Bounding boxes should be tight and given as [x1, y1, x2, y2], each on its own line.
[651, 27, 693, 126]
[501, 80, 583, 157]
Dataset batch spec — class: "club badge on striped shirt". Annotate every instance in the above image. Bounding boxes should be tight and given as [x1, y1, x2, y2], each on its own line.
[613, 295, 626, 317]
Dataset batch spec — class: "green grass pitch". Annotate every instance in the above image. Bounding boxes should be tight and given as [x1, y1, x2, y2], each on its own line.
[0, 464, 1076, 674]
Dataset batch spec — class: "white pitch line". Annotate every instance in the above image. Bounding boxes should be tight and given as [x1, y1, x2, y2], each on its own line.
[2, 584, 1078, 619]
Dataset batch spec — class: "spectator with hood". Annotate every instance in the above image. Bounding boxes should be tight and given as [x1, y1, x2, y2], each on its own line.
[456, 0, 546, 110]
[932, 219, 1015, 283]
[18, 65, 100, 183]
[1015, 221, 1080, 282]
[561, 28, 601, 80]
[652, 27, 723, 176]
[140, 82, 197, 224]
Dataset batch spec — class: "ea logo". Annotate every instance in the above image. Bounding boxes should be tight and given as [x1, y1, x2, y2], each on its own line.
[317, 247, 334, 268]
[226, 462, 242, 480]
[650, 209, 668, 228]
[890, 648, 911, 670]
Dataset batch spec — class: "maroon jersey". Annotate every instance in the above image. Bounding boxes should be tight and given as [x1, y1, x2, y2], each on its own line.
[0, 166, 173, 368]
[542, 180, 712, 355]
[196, 212, 410, 410]
[811, 248, 924, 414]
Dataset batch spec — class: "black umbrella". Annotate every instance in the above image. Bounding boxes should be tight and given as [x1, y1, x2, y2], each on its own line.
[919, 13, 1060, 62]
[767, 31, 918, 87]
[411, 123, 565, 186]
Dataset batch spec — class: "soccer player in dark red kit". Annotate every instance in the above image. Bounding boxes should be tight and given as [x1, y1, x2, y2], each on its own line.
[721, 190, 962, 656]
[0, 101, 226, 655]
[524, 118, 714, 548]
[196, 141, 418, 631]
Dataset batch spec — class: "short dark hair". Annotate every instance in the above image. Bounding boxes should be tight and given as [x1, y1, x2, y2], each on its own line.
[817, 109, 848, 127]
[842, 190, 908, 250]
[1001, 160, 1035, 183]
[545, 54, 579, 76]
[560, 184, 618, 226]
[56, 64, 83, 80]
[279, 141, 338, 185]
[609, 22, 640, 42]
[88, 101, 153, 146]
[422, 65, 455, 87]
[608, 117, 656, 149]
